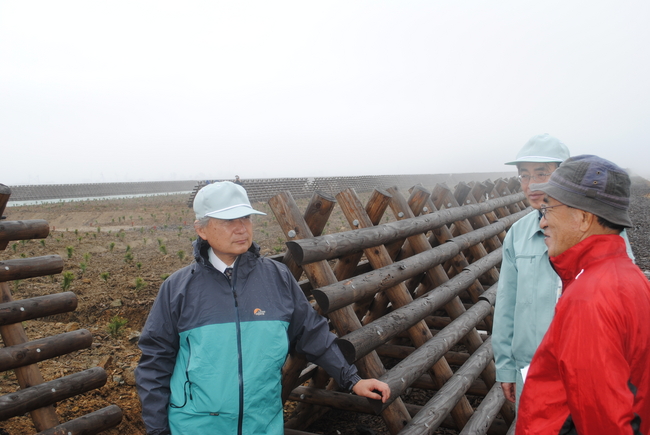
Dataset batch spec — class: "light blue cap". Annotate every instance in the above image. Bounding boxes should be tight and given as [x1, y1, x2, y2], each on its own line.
[505, 133, 570, 165]
[193, 181, 266, 220]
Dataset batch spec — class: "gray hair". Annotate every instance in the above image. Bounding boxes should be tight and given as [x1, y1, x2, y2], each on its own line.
[194, 217, 211, 230]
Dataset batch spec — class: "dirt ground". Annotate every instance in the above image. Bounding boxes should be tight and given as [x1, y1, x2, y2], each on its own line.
[0, 192, 389, 435]
[2, 180, 649, 435]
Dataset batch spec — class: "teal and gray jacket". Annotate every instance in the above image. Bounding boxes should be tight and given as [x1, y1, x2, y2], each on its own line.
[492, 209, 634, 404]
[135, 239, 360, 435]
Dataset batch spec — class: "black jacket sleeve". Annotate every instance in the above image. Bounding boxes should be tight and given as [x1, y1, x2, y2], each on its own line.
[284, 269, 361, 390]
[135, 278, 179, 435]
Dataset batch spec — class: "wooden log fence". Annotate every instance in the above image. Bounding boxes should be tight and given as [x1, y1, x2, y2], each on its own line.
[271, 177, 529, 434]
[0, 183, 122, 434]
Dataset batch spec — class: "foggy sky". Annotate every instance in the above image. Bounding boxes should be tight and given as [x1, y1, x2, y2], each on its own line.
[1, 1, 649, 185]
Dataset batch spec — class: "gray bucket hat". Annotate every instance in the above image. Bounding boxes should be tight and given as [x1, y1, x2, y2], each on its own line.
[530, 154, 632, 227]
[505, 133, 570, 165]
[193, 181, 266, 220]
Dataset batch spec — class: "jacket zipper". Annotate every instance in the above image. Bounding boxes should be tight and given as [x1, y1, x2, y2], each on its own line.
[231, 267, 245, 435]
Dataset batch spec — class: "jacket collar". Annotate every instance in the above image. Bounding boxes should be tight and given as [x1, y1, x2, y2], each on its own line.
[550, 234, 627, 289]
[192, 237, 261, 269]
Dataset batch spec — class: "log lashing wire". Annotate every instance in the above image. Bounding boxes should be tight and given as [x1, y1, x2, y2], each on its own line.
[285, 191, 526, 265]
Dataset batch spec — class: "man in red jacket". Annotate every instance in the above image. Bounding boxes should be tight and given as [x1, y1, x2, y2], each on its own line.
[516, 155, 650, 435]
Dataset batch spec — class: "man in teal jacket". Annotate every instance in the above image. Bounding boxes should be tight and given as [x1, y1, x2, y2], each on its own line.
[136, 182, 390, 435]
[492, 134, 633, 408]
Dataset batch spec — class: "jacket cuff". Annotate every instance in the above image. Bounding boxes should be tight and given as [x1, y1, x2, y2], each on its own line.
[348, 374, 363, 391]
[495, 369, 517, 383]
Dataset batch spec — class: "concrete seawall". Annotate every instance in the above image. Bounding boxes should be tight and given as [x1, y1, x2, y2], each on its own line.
[5, 172, 516, 204]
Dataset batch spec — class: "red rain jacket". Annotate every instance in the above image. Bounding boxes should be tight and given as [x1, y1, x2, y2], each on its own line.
[516, 235, 650, 435]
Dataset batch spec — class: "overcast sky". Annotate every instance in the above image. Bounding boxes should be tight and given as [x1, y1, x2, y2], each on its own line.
[1, 1, 649, 185]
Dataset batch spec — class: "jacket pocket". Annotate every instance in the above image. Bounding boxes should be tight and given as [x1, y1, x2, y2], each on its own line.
[183, 324, 240, 414]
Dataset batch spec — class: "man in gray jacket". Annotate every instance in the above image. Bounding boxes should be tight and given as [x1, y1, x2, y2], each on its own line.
[135, 181, 389, 435]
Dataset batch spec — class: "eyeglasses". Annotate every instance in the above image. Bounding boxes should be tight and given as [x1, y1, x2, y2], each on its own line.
[540, 203, 568, 218]
[518, 173, 552, 183]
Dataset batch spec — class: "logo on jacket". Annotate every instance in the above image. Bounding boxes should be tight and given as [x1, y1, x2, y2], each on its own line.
[254, 308, 266, 316]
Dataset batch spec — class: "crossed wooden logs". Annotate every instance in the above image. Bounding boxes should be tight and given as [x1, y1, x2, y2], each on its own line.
[273, 179, 526, 435]
[0, 183, 122, 434]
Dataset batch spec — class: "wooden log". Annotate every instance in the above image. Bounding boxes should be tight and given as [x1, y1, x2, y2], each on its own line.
[0, 292, 78, 326]
[0, 184, 10, 218]
[485, 181, 514, 219]
[337, 188, 475, 429]
[282, 191, 337, 280]
[376, 345, 470, 366]
[397, 338, 494, 434]
[336, 189, 392, 321]
[280, 193, 337, 403]
[0, 219, 50, 244]
[0, 255, 64, 282]
[494, 179, 525, 213]
[0, 367, 107, 421]
[410, 374, 489, 396]
[286, 388, 510, 435]
[470, 182, 507, 242]
[416, 190, 493, 332]
[336, 255, 501, 363]
[289, 385, 375, 414]
[268, 191, 411, 434]
[312, 216, 520, 314]
[0, 329, 93, 372]
[506, 177, 522, 196]
[0, 281, 59, 430]
[362, 286, 497, 414]
[36, 405, 123, 435]
[286, 193, 525, 265]
[453, 182, 502, 253]
[431, 183, 500, 285]
[458, 382, 507, 435]
[286, 390, 510, 435]
[506, 416, 517, 435]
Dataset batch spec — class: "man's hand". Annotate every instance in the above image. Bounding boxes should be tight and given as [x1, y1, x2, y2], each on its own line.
[352, 379, 391, 403]
[501, 382, 516, 403]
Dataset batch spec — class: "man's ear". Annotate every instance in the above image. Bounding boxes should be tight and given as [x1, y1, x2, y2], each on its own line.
[194, 220, 207, 240]
[578, 210, 596, 232]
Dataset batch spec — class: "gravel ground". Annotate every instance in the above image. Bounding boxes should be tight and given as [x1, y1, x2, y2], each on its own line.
[627, 177, 650, 272]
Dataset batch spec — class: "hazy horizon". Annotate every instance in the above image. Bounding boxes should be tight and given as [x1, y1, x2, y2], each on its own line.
[2, 2, 649, 185]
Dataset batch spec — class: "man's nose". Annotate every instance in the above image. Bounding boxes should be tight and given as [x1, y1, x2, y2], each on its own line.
[539, 215, 548, 229]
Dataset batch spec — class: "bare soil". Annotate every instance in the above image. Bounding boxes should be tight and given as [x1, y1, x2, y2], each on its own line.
[0, 193, 379, 435]
[1, 179, 649, 435]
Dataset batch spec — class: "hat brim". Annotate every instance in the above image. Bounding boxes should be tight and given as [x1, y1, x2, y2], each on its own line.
[530, 182, 632, 227]
[205, 205, 266, 220]
[504, 156, 565, 165]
